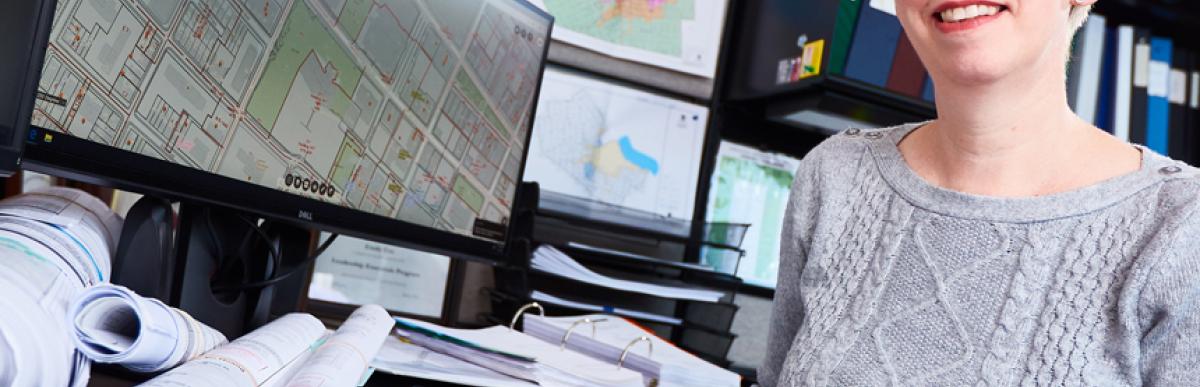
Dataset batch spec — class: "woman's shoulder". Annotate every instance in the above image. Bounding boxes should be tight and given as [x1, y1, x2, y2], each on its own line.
[794, 124, 913, 178]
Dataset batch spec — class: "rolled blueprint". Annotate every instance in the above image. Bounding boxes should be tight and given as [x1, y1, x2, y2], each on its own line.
[140, 313, 327, 387]
[285, 304, 394, 387]
[0, 187, 123, 387]
[68, 284, 228, 372]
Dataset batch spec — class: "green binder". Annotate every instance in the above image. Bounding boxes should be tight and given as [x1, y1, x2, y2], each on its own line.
[830, 0, 864, 75]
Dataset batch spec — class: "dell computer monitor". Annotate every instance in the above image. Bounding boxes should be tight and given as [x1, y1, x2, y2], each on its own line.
[20, 0, 553, 260]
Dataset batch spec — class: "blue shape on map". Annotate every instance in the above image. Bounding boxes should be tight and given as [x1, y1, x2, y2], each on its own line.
[583, 163, 596, 180]
[618, 136, 659, 175]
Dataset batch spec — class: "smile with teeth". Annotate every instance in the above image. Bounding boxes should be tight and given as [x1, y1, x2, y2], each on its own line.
[938, 4, 1004, 23]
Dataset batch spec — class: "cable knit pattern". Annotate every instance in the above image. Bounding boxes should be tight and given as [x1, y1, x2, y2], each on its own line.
[759, 123, 1200, 387]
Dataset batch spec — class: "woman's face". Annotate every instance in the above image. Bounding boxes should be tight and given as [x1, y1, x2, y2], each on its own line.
[895, 0, 1076, 86]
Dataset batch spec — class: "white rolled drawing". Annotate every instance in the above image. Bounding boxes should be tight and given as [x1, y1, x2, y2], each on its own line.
[68, 284, 227, 372]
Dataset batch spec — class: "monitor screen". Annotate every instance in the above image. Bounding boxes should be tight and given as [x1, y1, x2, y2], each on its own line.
[27, 0, 552, 253]
[522, 66, 708, 221]
[702, 141, 800, 288]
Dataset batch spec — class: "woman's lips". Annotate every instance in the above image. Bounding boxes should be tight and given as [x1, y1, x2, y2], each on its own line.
[933, 5, 1007, 33]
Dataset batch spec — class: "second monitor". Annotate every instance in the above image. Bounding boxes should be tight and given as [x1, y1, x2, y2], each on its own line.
[523, 66, 710, 221]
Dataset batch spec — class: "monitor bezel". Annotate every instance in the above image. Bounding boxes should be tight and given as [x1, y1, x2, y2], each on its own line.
[19, 0, 555, 263]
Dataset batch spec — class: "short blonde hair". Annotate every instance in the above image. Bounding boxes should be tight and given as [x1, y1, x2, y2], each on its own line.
[1069, 4, 1093, 32]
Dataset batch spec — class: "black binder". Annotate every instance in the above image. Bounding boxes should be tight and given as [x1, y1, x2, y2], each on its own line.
[1129, 29, 1151, 146]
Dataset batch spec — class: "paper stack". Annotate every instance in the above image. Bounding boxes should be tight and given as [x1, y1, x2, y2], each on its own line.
[373, 335, 538, 387]
[532, 245, 726, 303]
[283, 304, 393, 387]
[134, 304, 393, 387]
[0, 188, 123, 387]
[139, 313, 327, 387]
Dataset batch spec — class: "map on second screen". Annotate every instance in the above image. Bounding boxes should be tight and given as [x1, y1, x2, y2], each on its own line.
[523, 67, 708, 220]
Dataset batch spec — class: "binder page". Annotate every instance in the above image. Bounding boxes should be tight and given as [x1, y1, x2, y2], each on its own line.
[284, 304, 392, 387]
[528, 315, 740, 387]
[69, 284, 227, 372]
[395, 317, 642, 387]
[140, 313, 326, 387]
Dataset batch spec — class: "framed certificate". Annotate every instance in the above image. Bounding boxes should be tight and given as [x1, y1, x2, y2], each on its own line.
[303, 233, 460, 323]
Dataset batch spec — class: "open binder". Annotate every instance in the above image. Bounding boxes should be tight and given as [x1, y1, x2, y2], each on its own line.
[393, 303, 739, 387]
[522, 313, 740, 387]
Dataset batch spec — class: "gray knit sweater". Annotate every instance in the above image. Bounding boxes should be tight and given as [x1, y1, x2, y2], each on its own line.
[760, 123, 1200, 386]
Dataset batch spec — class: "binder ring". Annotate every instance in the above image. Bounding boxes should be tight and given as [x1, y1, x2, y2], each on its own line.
[559, 317, 608, 349]
[509, 302, 544, 331]
[617, 336, 654, 369]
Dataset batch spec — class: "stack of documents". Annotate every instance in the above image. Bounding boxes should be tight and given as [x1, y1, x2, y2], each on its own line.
[68, 284, 227, 372]
[395, 317, 643, 387]
[373, 335, 537, 387]
[523, 314, 740, 387]
[530, 290, 683, 326]
[138, 304, 392, 387]
[0, 188, 123, 387]
[532, 246, 726, 302]
[139, 313, 327, 387]
[283, 304, 393, 386]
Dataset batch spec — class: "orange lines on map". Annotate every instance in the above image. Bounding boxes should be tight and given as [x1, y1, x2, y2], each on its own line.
[598, 0, 677, 25]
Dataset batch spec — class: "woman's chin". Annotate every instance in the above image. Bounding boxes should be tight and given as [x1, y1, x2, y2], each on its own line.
[936, 60, 1013, 86]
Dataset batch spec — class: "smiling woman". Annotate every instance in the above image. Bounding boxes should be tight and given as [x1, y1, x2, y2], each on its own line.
[760, 0, 1200, 386]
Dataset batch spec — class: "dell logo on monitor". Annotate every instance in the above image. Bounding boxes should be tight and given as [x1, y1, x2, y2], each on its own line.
[298, 210, 313, 221]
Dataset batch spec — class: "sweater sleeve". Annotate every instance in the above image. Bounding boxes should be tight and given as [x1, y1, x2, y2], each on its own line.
[1138, 237, 1200, 386]
[758, 152, 822, 387]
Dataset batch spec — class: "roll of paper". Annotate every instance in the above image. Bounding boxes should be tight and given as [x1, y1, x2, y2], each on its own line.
[69, 284, 227, 372]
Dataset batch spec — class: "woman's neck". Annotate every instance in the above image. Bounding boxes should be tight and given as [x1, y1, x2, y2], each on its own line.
[899, 62, 1140, 197]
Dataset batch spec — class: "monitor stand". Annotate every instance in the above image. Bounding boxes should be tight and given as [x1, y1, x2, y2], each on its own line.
[110, 195, 314, 338]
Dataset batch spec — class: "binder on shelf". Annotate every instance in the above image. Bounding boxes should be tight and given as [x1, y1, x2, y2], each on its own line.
[1129, 28, 1151, 146]
[1066, 26, 1086, 113]
[1146, 37, 1173, 154]
[1191, 59, 1200, 165]
[829, 0, 865, 75]
[886, 30, 926, 98]
[1113, 25, 1135, 142]
[922, 76, 936, 103]
[1096, 25, 1118, 133]
[844, 0, 902, 87]
[1182, 53, 1198, 165]
[1169, 49, 1191, 161]
[1071, 14, 1107, 124]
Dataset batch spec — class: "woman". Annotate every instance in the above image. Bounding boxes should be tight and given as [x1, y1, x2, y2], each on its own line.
[761, 0, 1200, 385]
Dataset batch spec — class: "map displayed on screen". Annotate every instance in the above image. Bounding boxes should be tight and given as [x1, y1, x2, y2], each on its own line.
[528, 0, 728, 78]
[30, 0, 550, 242]
[703, 141, 800, 287]
[523, 67, 707, 220]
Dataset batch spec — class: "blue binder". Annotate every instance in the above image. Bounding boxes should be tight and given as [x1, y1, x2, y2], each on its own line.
[1146, 37, 1172, 154]
[922, 76, 935, 103]
[1096, 26, 1117, 133]
[844, 2, 902, 87]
